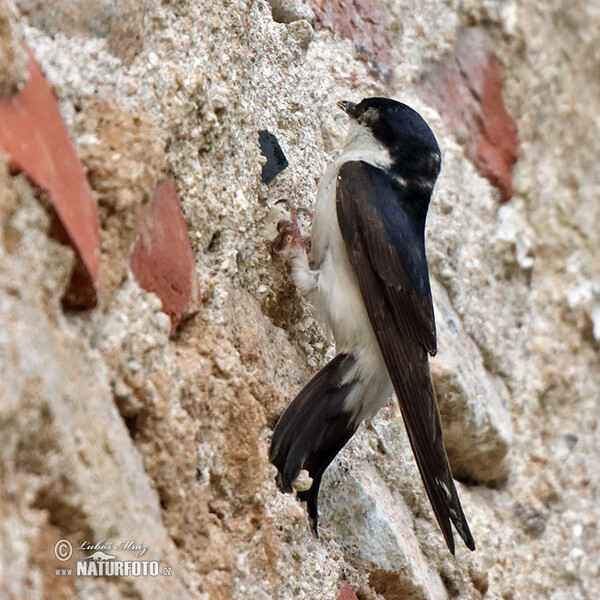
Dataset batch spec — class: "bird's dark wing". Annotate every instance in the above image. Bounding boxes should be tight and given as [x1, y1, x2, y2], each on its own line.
[336, 160, 475, 553]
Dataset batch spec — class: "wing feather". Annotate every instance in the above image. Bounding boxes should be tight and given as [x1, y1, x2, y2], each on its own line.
[336, 160, 475, 552]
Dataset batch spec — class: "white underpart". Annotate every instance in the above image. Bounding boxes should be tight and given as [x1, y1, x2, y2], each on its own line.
[290, 121, 395, 422]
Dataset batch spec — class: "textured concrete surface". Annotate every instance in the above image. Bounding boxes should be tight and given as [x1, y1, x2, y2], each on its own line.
[431, 278, 512, 483]
[0, 0, 599, 599]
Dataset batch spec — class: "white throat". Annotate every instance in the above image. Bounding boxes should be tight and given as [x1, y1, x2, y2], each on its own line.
[336, 121, 392, 170]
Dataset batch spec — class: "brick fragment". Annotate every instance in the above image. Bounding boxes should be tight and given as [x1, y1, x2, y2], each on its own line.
[130, 179, 201, 335]
[312, 0, 392, 79]
[419, 28, 519, 201]
[0, 46, 101, 307]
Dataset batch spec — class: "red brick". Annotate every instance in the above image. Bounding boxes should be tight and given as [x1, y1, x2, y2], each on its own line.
[338, 582, 359, 600]
[312, 0, 392, 79]
[0, 46, 101, 307]
[130, 179, 200, 336]
[418, 27, 519, 202]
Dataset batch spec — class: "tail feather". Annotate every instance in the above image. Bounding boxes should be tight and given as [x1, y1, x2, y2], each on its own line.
[406, 401, 476, 553]
[385, 339, 476, 553]
[269, 352, 361, 531]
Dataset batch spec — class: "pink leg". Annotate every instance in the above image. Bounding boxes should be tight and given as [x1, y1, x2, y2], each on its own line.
[271, 199, 312, 256]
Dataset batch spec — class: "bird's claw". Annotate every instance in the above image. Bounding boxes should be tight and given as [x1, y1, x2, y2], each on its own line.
[271, 199, 312, 257]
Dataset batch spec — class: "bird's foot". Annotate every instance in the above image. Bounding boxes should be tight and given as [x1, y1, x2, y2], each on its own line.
[271, 199, 312, 257]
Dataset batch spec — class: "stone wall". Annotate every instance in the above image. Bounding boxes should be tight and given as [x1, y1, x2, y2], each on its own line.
[0, 0, 598, 599]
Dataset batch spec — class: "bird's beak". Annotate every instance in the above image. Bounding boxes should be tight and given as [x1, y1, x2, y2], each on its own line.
[337, 100, 358, 119]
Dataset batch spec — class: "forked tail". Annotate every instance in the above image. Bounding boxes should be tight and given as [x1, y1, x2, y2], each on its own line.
[269, 352, 361, 533]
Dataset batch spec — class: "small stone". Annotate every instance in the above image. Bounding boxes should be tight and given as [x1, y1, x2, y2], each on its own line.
[267, 0, 314, 24]
[292, 469, 313, 492]
[209, 85, 229, 110]
[147, 51, 159, 67]
[127, 360, 142, 373]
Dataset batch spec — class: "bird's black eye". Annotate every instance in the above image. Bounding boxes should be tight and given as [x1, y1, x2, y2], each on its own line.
[359, 107, 380, 128]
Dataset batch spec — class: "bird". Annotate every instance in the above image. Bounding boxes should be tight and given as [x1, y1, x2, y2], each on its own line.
[269, 97, 475, 554]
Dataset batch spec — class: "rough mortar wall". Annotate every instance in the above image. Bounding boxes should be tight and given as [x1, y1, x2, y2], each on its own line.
[0, 1, 599, 599]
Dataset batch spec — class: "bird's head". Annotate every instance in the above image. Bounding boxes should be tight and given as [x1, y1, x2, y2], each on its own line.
[338, 97, 441, 188]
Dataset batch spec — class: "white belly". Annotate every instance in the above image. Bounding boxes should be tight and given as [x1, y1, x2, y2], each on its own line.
[309, 157, 387, 379]
[288, 121, 395, 404]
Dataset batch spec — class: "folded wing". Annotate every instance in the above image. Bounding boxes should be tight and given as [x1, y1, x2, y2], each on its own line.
[336, 160, 475, 553]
